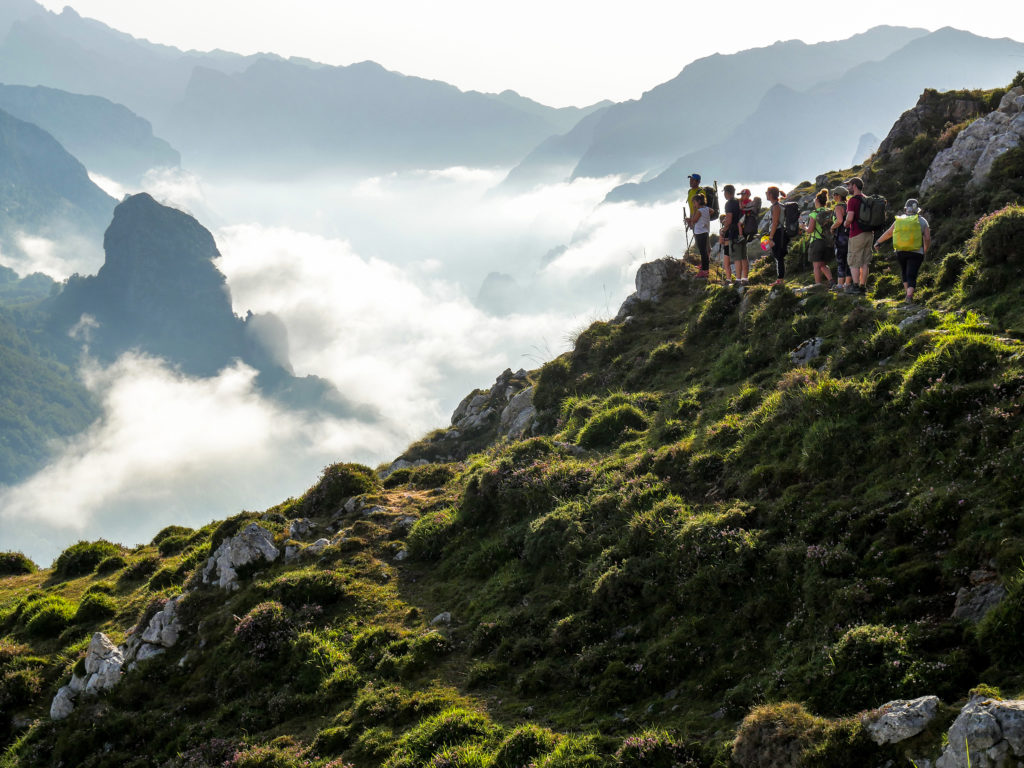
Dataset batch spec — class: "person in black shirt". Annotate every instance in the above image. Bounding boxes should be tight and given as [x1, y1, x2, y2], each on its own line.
[721, 185, 746, 285]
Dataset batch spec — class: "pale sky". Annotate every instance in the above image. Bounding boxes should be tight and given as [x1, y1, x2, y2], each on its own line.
[30, 0, 1024, 107]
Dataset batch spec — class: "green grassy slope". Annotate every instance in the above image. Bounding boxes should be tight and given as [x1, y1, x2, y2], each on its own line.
[2, 80, 1024, 768]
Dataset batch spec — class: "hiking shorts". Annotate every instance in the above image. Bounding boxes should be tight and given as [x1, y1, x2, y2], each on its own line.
[847, 232, 873, 269]
[732, 237, 748, 262]
[808, 239, 829, 263]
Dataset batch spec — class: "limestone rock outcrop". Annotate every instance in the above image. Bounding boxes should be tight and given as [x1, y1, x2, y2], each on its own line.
[614, 257, 687, 322]
[936, 696, 1024, 768]
[201, 523, 280, 591]
[50, 596, 186, 720]
[384, 368, 535, 468]
[864, 695, 941, 745]
[952, 570, 1007, 623]
[921, 87, 1024, 194]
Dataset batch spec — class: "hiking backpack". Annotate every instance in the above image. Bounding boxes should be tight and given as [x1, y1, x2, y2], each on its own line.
[782, 201, 801, 237]
[702, 185, 719, 215]
[742, 203, 761, 237]
[893, 214, 924, 251]
[814, 208, 834, 248]
[856, 194, 887, 230]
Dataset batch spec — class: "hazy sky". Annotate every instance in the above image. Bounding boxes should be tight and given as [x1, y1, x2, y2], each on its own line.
[34, 0, 1024, 107]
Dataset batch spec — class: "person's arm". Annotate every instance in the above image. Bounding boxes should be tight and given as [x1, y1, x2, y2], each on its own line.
[769, 204, 779, 238]
[805, 211, 816, 235]
[923, 222, 931, 255]
[875, 223, 895, 247]
[844, 199, 856, 229]
[723, 206, 734, 231]
[831, 204, 845, 231]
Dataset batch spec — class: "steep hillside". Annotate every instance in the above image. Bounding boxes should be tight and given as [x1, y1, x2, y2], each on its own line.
[0, 84, 180, 184]
[3, 80, 1024, 768]
[0, 107, 115, 244]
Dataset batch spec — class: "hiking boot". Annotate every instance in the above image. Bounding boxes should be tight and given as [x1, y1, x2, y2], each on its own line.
[843, 284, 859, 295]
[695, 269, 709, 279]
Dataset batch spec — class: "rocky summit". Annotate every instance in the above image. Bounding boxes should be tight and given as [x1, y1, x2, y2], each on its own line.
[3, 73, 1024, 768]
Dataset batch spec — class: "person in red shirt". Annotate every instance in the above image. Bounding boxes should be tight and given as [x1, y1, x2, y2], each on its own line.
[843, 177, 872, 295]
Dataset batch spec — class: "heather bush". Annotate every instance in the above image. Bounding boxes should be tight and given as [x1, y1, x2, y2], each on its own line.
[234, 601, 295, 660]
[0, 551, 36, 576]
[492, 724, 560, 768]
[54, 539, 122, 578]
[74, 592, 117, 623]
[302, 462, 379, 515]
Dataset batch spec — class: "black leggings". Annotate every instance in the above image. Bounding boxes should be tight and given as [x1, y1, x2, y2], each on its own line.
[897, 251, 924, 288]
[695, 232, 709, 271]
[773, 230, 789, 279]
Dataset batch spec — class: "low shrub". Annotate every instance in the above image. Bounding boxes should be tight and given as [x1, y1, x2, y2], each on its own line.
[264, 569, 350, 608]
[407, 509, 455, 561]
[121, 555, 161, 581]
[970, 204, 1024, 266]
[54, 540, 122, 578]
[23, 595, 77, 638]
[535, 735, 606, 768]
[0, 551, 37, 576]
[302, 462, 380, 515]
[615, 729, 699, 768]
[94, 554, 128, 574]
[234, 601, 295, 660]
[576, 404, 649, 449]
[74, 592, 117, 623]
[150, 525, 194, 547]
[492, 724, 560, 768]
[397, 707, 495, 764]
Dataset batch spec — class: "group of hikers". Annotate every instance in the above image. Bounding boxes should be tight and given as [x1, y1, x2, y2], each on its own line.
[683, 173, 931, 303]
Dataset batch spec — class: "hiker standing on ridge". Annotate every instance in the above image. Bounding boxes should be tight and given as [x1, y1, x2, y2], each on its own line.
[721, 184, 745, 284]
[766, 186, 788, 286]
[685, 173, 703, 222]
[805, 189, 835, 286]
[688, 192, 712, 278]
[844, 177, 871, 295]
[874, 198, 930, 304]
[830, 186, 852, 292]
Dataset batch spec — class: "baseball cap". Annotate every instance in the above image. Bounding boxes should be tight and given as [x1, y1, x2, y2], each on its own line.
[688, 173, 701, 182]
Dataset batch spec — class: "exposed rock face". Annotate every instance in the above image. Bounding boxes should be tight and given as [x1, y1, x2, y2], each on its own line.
[936, 696, 1024, 768]
[877, 92, 987, 158]
[287, 518, 316, 540]
[790, 337, 823, 365]
[614, 257, 687, 322]
[50, 597, 187, 720]
[385, 368, 534, 467]
[864, 695, 941, 745]
[202, 523, 279, 591]
[953, 570, 1007, 623]
[921, 87, 1024, 194]
[50, 632, 125, 720]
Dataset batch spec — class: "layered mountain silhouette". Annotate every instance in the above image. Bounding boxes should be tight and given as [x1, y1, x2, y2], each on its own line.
[500, 25, 928, 191]
[0, 106, 115, 245]
[164, 59, 604, 176]
[0, 1, 605, 176]
[45, 194, 371, 418]
[608, 28, 1024, 204]
[0, 84, 180, 184]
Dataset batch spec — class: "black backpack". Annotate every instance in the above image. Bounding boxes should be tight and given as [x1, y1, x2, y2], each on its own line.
[742, 203, 761, 236]
[702, 185, 719, 216]
[856, 194, 887, 230]
[782, 201, 801, 237]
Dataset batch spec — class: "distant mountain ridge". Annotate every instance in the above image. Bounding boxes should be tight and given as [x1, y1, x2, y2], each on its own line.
[609, 27, 1024, 204]
[0, 1, 607, 176]
[500, 25, 929, 191]
[0, 83, 180, 184]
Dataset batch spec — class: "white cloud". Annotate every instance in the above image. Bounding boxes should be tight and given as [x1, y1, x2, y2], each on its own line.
[0, 353, 390, 565]
[2, 232, 105, 280]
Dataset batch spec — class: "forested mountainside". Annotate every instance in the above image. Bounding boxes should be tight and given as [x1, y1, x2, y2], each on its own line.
[2, 77, 1024, 768]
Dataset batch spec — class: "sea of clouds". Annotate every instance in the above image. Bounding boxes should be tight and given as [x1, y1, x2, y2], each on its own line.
[0, 164, 708, 564]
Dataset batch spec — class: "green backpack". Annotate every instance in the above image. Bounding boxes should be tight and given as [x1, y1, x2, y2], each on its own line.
[813, 208, 834, 247]
[856, 194, 887, 230]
